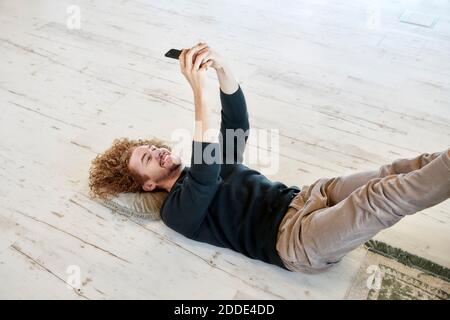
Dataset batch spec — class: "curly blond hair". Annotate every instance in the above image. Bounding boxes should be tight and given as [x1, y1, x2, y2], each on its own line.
[89, 137, 172, 199]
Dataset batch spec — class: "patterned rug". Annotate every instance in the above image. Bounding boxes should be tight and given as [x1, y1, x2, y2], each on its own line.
[346, 241, 449, 300]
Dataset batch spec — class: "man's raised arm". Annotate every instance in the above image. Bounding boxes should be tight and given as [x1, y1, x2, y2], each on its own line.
[217, 63, 249, 164]
[192, 45, 250, 164]
[162, 44, 221, 238]
[180, 44, 217, 144]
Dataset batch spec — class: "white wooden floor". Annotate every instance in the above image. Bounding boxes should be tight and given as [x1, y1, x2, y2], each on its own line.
[0, 0, 449, 299]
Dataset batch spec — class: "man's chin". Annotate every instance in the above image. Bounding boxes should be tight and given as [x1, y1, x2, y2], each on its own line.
[171, 155, 181, 166]
[164, 159, 181, 172]
[165, 155, 181, 167]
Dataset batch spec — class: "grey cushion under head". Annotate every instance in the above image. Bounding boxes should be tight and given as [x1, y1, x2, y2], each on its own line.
[98, 191, 167, 220]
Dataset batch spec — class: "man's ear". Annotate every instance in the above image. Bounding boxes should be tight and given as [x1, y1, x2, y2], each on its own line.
[142, 180, 156, 192]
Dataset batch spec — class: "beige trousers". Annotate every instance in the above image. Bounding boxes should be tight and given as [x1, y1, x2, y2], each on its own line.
[276, 149, 450, 273]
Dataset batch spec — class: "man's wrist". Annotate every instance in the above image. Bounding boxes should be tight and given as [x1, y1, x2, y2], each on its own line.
[215, 64, 230, 76]
[193, 89, 207, 102]
[216, 65, 239, 94]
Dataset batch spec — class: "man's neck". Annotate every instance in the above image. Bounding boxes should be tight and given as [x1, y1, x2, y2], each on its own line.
[161, 164, 185, 192]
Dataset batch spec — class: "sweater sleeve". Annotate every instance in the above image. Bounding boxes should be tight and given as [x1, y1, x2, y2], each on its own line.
[160, 141, 221, 238]
[219, 85, 250, 164]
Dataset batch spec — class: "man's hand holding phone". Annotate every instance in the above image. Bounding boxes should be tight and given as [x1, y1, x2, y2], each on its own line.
[168, 42, 238, 95]
[179, 43, 213, 95]
[166, 42, 238, 142]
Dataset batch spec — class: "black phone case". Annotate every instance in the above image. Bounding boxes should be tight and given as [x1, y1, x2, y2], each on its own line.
[165, 49, 182, 60]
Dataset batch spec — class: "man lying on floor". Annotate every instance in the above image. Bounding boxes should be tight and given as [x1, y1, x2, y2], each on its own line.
[89, 42, 450, 274]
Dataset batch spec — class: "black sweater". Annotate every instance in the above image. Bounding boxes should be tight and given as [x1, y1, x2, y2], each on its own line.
[160, 86, 300, 270]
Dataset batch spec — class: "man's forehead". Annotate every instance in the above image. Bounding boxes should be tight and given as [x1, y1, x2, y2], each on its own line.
[129, 146, 143, 164]
[132, 145, 146, 154]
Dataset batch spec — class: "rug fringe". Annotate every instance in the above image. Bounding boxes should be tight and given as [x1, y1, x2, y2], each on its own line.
[364, 240, 450, 282]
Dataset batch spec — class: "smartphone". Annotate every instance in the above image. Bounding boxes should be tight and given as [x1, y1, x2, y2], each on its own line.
[164, 49, 182, 60]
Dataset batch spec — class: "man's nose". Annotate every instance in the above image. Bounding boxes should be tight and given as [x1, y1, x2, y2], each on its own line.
[149, 146, 161, 158]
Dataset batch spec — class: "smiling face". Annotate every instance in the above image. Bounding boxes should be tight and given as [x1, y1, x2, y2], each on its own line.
[128, 144, 182, 192]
